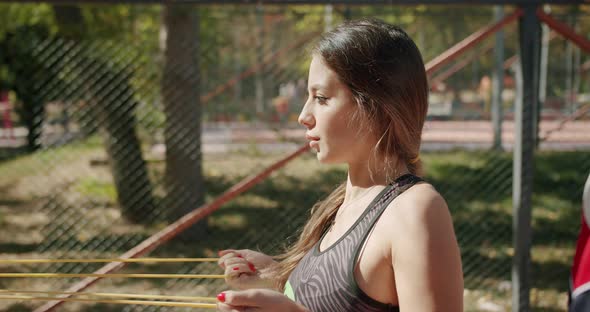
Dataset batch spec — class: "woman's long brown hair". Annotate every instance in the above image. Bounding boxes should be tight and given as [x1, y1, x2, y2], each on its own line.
[273, 18, 429, 290]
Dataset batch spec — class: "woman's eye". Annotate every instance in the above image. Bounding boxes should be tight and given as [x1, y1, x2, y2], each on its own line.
[314, 96, 328, 105]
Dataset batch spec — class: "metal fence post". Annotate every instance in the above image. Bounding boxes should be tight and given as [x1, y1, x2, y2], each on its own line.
[513, 5, 540, 312]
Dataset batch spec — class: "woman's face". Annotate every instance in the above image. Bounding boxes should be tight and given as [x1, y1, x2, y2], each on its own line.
[298, 56, 375, 164]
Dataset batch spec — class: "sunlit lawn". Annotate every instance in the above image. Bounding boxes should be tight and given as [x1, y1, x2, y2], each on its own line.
[0, 139, 588, 311]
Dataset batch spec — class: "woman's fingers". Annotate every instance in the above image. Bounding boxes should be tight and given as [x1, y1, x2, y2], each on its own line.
[218, 249, 239, 257]
[223, 256, 248, 266]
[218, 250, 242, 269]
[217, 291, 256, 311]
[218, 250, 258, 273]
[217, 250, 264, 290]
[217, 292, 258, 312]
[223, 258, 254, 274]
[226, 262, 256, 277]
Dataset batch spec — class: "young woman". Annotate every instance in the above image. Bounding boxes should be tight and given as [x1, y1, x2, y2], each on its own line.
[217, 18, 463, 312]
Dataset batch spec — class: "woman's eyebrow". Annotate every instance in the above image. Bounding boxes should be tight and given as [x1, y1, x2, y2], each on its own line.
[308, 83, 328, 92]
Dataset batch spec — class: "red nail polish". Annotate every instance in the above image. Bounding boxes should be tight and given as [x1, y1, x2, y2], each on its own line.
[233, 267, 240, 271]
[217, 292, 226, 302]
[237, 255, 243, 258]
[248, 263, 256, 272]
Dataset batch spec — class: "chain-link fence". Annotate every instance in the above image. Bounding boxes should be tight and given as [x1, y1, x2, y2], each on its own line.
[0, 3, 589, 312]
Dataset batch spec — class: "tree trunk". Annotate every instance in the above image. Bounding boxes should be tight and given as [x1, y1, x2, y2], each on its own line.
[95, 63, 157, 223]
[162, 5, 206, 238]
[3, 27, 48, 152]
[52, 5, 157, 223]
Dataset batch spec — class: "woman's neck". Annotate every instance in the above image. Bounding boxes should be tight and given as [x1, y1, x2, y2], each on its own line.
[344, 159, 409, 203]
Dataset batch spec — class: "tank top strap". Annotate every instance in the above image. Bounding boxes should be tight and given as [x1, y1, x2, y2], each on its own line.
[345, 173, 423, 307]
[352, 173, 424, 265]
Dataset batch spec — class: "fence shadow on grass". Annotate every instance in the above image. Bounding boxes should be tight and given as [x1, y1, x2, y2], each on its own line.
[1, 150, 588, 311]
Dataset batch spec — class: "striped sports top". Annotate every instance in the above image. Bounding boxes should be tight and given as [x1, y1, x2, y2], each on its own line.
[285, 174, 422, 312]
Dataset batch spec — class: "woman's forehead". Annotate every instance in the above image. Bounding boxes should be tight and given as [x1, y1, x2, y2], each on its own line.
[308, 57, 341, 91]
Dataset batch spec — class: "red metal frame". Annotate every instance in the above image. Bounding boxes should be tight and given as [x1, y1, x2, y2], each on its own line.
[432, 31, 560, 89]
[536, 9, 590, 55]
[429, 40, 495, 90]
[425, 9, 522, 76]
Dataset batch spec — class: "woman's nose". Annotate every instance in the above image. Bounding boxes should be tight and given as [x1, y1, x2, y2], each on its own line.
[298, 105, 314, 128]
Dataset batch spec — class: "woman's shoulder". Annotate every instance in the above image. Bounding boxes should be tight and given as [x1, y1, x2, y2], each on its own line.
[381, 182, 451, 233]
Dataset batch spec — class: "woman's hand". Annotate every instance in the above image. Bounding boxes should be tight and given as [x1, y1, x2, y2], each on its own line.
[218, 249, 277, 290]
[216, 289, 309, 312]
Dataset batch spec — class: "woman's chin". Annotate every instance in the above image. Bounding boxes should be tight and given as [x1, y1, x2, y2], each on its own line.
[315, 151, 328, 163]
[316, 152, 338, 164]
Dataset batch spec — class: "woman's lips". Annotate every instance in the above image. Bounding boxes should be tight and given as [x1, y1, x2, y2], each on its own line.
[305, 134, 320, 141]
[306, 134, 320, 149]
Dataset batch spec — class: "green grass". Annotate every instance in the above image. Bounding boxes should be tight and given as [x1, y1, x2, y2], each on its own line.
[0, 144, 588, 311]
[0, 136, 103, 181]
[73, 177, 117, 202]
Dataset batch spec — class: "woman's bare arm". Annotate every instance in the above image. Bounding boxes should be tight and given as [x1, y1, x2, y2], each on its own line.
[390, 185, 464, 312]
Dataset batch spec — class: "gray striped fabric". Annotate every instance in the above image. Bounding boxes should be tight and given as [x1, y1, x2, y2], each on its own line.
[288, 174, 422, 312]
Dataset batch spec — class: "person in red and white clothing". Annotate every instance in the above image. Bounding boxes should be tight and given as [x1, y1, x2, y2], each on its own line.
[570, 173, 590, 311]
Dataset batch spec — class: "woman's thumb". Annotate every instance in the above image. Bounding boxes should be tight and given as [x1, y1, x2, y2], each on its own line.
[218, 290, 260, 306]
